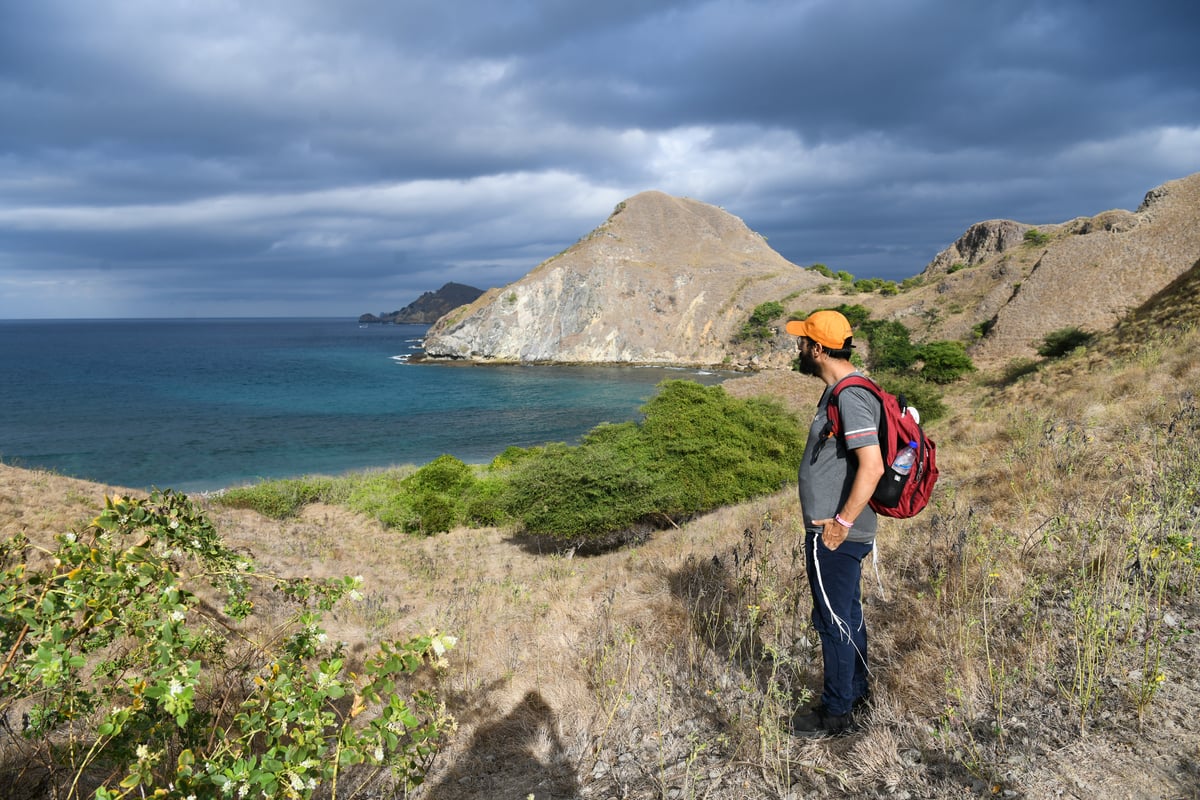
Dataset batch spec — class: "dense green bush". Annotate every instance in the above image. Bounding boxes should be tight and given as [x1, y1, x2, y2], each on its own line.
[1038, 326, 1094, 358]
[738, 301, 786, 342]
[859, 319, 919, 371]
[501, 436, 661, 547]
[829, 303, 872, 329]
[1023, 228, 1051, 246]
[918, 340, 977, 384]
[639, 381, 802, 516]
[461, 473, 510, 527]
[220, 475, 338, 518]
[500, 382, 804, 548]
[342, 470, 416, 529]
[403, 455, 477, 534]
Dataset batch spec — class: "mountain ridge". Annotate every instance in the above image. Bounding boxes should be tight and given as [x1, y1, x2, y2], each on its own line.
[416, 173, 1200, 370]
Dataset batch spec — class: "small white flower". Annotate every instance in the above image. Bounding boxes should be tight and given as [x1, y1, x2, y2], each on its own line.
[373, 746, 384, 761]
[136, 744, 149, 760]
[170, 610, 186, 622]
[168, 678, 184, 697]
[65, 532, 77, 543]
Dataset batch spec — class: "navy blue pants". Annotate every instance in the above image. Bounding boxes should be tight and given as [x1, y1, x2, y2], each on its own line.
[805, 530, 871, 716]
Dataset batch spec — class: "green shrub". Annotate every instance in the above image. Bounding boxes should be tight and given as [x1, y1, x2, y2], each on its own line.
[0, 491, 455, 799]
[343, 470, 418, 530]
[999, 357, 1041, 384]
[1023, 228, 1051, 246]
[219, 476, 336, 518]
[638, 381, 803, 517]
[462, 474, 510, 527]
[973, 319, 996, 340]
[738, 301, 786, 342]
[1037, 327, 1094, 358]
[806, 263, 834, 279]
[918, 340, 977, 384]
[501, 382, 804, 548]
[830, 303, 872, 329]
[501, 438, 661, 547]
[859, 319, 919, 371]
[401, 456, 477, 534]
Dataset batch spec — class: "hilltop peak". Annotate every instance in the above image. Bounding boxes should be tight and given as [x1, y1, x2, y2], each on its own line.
[422, 192, 820, 366]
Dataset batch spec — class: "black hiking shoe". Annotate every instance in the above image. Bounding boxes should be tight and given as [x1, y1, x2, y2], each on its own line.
[788, 703, 860, 738]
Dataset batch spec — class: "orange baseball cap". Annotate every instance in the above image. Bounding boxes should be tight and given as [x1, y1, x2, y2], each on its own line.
[785, 309, 855, 350]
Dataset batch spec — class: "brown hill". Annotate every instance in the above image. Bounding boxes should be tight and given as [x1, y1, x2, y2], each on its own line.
[424, 173, 1200, 373]
[421, 191, 823, 367]
[866, 171, 1200, 367]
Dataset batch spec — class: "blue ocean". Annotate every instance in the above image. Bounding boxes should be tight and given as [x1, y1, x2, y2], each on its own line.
[0, 318, 728, 492]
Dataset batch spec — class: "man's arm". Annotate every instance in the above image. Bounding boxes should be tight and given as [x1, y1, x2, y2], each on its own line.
[812, 442, 884, 550]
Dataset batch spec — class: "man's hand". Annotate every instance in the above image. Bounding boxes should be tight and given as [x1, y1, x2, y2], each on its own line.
[812, 518, 849, 550]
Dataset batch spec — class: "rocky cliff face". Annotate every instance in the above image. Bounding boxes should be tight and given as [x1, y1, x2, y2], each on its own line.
[421, 191, 823, 367]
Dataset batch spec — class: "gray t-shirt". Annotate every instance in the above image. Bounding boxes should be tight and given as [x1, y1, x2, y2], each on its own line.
[798, 374, 882, 543]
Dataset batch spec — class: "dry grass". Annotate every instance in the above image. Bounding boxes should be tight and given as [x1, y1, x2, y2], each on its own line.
[4, 307, 1200, 798]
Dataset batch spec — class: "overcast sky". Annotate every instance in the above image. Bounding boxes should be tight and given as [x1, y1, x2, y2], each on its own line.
[2, 1, 1197, 319]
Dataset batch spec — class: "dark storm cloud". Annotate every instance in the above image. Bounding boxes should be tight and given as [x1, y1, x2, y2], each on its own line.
[1, 0, 1197, 317]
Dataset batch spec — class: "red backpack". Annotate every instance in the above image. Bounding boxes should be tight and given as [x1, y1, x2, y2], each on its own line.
[823, 375, 939, 519]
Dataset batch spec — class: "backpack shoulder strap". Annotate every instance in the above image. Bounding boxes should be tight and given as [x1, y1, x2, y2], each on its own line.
[824, 374, 882, 438]
[812, 374, 884, 464]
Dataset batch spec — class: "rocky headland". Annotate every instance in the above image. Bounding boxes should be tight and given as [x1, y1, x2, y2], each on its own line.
[360, 281, 484, 324]
[417, 172, 1200, 371]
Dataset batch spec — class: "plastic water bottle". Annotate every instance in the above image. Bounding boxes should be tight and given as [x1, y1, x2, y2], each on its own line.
[891, 441, 918, 475]
[875, 441, 918, 507]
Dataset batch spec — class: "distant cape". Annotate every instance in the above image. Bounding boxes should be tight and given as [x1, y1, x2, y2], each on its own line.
[360, 282, 484, 324]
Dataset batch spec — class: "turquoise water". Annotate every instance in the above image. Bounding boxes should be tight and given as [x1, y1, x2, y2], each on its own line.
[0, 318, 727, 492]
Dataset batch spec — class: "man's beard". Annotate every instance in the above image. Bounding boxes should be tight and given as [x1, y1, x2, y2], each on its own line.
[794, 350, 820, 376]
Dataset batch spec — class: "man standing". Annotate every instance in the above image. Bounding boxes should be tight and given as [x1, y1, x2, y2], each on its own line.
[786, 310, 884, 738]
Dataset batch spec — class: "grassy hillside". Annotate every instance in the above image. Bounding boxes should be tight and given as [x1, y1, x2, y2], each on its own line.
[3, 277, 1198, 798]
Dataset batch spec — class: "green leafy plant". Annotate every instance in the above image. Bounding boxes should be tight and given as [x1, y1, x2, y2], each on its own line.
[220, 476, 338, 519]
[918, 340, 978, 384]
[737, 301, 786, 342]
[500, 381, 804, 549]
[0, 490, 456, 799]
[1037, 327, 1094, 358]
[859, 319, 919, 371]
[1023, 228, 1050, 246]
